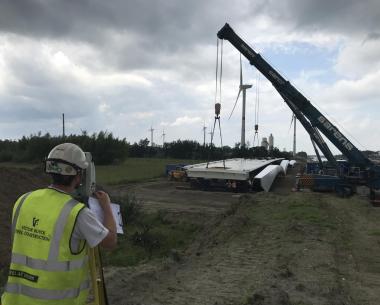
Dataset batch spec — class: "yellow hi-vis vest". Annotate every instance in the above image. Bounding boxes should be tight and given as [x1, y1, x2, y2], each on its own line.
[1, 188, 89, 305]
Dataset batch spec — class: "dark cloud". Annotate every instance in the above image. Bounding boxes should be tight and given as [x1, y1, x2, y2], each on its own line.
[0, 0, 229, 44]
[0, 0, 252, 72]
[1, 0, 378, 74]
[265, 0, 380, 35]
[1, 0, 379, 45]
[363, 32, 380, 44]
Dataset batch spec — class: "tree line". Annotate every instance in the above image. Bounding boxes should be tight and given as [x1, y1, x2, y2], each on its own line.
[0, 131, 293, 165]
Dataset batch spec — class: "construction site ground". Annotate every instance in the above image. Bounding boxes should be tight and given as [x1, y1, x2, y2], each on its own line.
[1, 165, 380, 305]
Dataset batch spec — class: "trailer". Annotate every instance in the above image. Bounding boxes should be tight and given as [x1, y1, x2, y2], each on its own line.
[184, 158, 284, 191]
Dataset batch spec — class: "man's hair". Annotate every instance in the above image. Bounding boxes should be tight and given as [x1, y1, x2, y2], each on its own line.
[51, 174, 76, 186]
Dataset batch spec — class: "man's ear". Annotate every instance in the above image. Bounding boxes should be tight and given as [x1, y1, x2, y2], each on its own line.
[73, 173, 82, 188]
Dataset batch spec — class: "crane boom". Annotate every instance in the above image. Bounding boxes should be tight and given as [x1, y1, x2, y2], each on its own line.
[217, 23, 372, 168]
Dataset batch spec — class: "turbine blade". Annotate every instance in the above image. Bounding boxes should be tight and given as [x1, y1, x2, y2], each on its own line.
[229, 89, 242, 120]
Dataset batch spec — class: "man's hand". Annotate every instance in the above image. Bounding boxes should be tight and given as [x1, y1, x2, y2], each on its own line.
[94, 190, 117, 249]
[94, 191, 111, 211]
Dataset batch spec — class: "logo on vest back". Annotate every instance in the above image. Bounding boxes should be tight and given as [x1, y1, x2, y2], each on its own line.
[16, 218, 50, 242]
[32, 217, 39, 227]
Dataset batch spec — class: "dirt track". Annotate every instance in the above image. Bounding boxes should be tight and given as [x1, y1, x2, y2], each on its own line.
[110, 179, 239, 215]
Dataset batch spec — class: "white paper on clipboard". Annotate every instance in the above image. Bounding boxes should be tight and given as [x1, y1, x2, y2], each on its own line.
[88, 197, 124, 234]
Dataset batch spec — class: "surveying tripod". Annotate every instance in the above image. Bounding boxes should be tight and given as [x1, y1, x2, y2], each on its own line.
[76, 152, 108, 305]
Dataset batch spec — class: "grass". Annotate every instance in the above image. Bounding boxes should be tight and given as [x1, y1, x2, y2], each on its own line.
[243, 193, 338, 234]
[96, 157, 202, 185]
[102, 206, 200, 266]
[0, 157, 203, 185]
[0, 162, 38, 169]
[100, 194, 201, 267]
[369, 230, 380, 236]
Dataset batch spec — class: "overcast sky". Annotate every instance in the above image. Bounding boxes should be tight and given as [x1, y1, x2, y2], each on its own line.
[0, 0, 379, 154]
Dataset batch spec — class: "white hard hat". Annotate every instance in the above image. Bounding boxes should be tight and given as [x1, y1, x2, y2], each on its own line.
[46, 143, 89, 176]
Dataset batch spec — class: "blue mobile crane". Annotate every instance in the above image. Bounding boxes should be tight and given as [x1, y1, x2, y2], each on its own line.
[217, 23, 380, 198]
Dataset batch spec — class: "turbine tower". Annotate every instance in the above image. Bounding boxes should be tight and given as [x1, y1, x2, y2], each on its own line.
[202, 124, 207, 146]
[228, 54, 252, 148]
[290, 113, 297, 156]
[149, 126, 154, 147]
[62, 113, 65, 138]
[162, 129, 166, 147]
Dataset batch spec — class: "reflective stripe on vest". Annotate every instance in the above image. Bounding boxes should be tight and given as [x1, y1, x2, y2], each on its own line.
[11, 253, 88, 271]
[11, 192, 31, 244]
[48, 198, 79, 260]
[5, 279, 90, 300]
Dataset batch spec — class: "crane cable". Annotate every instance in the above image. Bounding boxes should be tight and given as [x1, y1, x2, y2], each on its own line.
[207, 38, 225, 169]
[214, 38, 219, 104]
[253, 72, 260, 147]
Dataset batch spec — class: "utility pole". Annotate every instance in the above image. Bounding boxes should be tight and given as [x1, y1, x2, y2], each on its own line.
[62, 113, 65, 138]
[149, 126, 154, 147]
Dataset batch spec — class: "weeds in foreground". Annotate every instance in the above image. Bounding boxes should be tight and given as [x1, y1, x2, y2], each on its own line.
[102, 195, 201, 266]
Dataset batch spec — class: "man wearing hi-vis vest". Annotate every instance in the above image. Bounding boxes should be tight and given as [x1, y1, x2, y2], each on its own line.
[1, 143, 117, 305]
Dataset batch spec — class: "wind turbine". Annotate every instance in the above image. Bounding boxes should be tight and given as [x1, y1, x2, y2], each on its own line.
[289, 113, 297, 156]
[202, 123, 207, 146]
[162, 129, 166, 147]
[149, 126, 154, 147]
[62, 113, 65, 138]
[228, 54, 252, 148]
[208, 130, 213, 144]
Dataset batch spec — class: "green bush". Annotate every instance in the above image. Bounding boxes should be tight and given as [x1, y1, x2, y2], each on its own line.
[0, 150, 12, 162]
[102, 196, 201, 267]
[118, 194, 142, 225]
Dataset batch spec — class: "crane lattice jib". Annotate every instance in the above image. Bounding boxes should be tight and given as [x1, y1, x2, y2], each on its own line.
[217, 23, 372, 168]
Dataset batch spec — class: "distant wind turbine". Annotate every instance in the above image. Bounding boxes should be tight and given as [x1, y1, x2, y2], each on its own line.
[162, 129, 166, 146]
[149, 126, 154, 147]
[289, 113, 297, 156]
[202, 124, 207, 146]
[228, 54, 252, 148]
